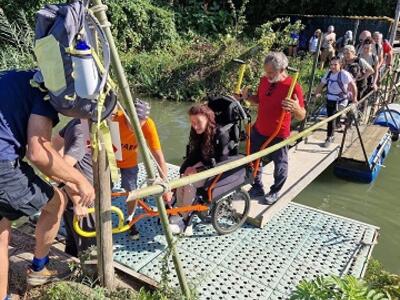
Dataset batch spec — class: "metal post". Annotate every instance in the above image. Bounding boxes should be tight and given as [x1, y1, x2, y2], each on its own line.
[390, 0, 400, 44]
[352, 19, 360, 46]
[89, 1, 191, 298]
[302, 30, 323, 130]
[92, 132, 114, 288]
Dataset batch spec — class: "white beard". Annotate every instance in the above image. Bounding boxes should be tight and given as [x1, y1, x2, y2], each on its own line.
[268, 75, 281, 83]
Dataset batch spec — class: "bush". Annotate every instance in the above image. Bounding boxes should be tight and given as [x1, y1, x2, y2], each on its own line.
[290, 275, 389, 300]
[365, 258, 400, 299]
[0, 10, 35, 70]
[106, 0, 180, 51]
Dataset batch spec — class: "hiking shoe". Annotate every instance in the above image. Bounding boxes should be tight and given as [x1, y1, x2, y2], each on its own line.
[26, 266, 60, 286]
[264, 192, 279, 205]
[248, 185, 265, 198]
[129, 224, 140, 241]
[322, 136, 335, 148]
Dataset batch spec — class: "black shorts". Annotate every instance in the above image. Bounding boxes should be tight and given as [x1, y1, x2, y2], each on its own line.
[0, 159, 54, 221]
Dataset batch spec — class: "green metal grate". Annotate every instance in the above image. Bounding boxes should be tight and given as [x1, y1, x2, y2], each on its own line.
[110, 164, 379, 299]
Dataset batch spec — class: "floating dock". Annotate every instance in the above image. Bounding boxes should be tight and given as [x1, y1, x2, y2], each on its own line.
[246, 124, 375, 227]
[109, 164, 379, 300]
[335, 125, 392, 183]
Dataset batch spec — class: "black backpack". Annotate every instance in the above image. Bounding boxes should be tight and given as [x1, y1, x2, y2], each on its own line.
[208, 95, 249, 156]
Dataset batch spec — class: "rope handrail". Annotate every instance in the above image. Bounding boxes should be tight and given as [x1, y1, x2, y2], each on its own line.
[126, 81, 386, 203]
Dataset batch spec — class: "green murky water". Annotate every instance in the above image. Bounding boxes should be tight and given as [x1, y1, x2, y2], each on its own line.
[146, 98, 400, 273]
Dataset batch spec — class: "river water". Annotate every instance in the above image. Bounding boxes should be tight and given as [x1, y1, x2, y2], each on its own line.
[146, 98, 400, 273]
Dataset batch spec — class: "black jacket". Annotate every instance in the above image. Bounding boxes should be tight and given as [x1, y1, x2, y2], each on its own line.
[179, 127, 231, 174]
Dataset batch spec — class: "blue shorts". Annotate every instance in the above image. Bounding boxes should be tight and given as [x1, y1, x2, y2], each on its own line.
[0, 159, 54, 221]
[120, 166, 139, 192]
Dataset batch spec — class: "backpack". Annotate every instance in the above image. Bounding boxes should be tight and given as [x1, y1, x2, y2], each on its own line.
[325, 70, 348, 100]
[32, 0, 117, 121]
[207, 95, 249, 157]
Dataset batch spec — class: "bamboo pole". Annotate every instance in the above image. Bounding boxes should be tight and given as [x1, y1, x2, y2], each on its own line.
[92, 132, 114, 288]
[126, 89, 377, 202]
[89, 1, 191, 298]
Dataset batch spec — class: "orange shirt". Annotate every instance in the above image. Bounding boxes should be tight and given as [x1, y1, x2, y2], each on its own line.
[113, 110, 161, 169]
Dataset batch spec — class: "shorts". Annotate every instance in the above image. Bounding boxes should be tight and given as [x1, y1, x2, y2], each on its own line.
[0, 159, 54, 221]
[120, 166, 139, 192]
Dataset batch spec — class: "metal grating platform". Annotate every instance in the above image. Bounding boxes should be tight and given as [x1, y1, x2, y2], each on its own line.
[110, 164, 379, 299]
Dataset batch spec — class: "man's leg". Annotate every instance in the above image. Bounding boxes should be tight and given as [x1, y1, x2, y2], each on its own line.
[269, 143, 289, 194]
[34, 188, 67, 258]
[0, 218, 11, 300]
[250, 128, 267, 192]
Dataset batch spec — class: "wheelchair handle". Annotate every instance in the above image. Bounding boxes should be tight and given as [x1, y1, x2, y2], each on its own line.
[73, 206, 130, 238]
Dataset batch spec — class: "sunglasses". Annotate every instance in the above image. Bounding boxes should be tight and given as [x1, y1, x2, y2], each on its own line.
[266, 83, 277, 96]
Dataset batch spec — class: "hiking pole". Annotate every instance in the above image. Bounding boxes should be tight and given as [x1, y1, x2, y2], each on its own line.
[89, 1, 192, 298]
[252, 69, 300, 178]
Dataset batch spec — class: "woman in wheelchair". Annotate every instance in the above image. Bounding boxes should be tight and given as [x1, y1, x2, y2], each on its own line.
[169, 100, 252, 235]
[169, 104, 229, 234]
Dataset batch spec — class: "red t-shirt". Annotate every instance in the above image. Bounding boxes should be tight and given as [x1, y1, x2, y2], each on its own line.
[383, 40, 392, 55]
[254, 76, 304, 138]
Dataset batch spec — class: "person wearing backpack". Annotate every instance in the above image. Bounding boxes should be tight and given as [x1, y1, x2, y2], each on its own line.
[336, 30, 353, 55]
[315, 56, 358, 147]
[0, 70, 96, 299]
[342, 45, 374, 100]
[359, 37, 380, 92]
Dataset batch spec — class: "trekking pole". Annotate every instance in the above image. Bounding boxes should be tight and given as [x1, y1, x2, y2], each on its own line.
[252, 69, 299, 178]
[89, 1, 192, 298]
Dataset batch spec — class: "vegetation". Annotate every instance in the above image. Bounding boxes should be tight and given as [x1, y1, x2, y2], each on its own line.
[290, 258, 400, 300]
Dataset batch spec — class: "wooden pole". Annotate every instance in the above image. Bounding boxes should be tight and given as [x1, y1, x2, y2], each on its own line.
[390, 0, 400, 44]
[92, 132, 114, 288]
[89, 1, 192, 298]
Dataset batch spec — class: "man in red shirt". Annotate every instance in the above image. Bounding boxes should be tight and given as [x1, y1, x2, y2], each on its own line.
[242, 52, 306, 204]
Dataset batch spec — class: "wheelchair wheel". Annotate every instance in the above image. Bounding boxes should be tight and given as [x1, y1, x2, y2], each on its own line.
[211, 189, 250, 235]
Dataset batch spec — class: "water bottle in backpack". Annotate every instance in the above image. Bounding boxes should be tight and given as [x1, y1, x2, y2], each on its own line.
[71, 39, 100, 99]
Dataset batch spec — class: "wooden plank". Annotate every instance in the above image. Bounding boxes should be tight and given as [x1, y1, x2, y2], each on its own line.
[246, 125, 365, 228]
[341, 125, 389, 162]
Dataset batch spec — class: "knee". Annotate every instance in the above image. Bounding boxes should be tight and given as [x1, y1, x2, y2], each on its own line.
[0, 222, 11, 247]
[42, 188, 68, 218]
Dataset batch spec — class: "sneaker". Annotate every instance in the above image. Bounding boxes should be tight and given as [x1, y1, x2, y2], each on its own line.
[322, 136, 335, 148]
[184, 224, 193, 236]
[129, 224, 140, 240]
[248, 184, 265, 198]
[169, 216, 185, 235]
[264, 192, 279, 205]
[26, 266, 60, 286]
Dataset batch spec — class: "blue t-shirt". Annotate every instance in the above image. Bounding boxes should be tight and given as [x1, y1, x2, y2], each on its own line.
[0, 70, 59, 160]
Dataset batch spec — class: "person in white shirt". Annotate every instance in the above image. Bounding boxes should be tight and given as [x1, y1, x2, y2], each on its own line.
[315, 56, 358, 147]
[309, 29, 321, 54]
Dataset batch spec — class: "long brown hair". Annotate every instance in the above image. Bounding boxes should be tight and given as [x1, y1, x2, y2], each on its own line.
[188, 104, 216, 161]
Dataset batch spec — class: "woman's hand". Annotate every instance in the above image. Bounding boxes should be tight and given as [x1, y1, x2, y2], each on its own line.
[184, 166, 197, 176]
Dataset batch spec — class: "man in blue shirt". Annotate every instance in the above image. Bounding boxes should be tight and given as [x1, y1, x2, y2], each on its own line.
[0, 70, 95, 300]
